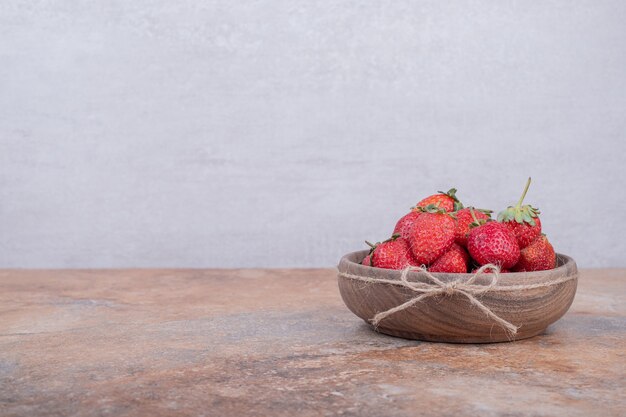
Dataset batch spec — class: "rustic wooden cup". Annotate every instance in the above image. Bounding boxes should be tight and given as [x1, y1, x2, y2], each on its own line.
[337, 250, 578, 343]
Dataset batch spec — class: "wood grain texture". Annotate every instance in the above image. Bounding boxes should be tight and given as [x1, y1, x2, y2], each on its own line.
[0, 268, 624, 417]
[338, 250, 578, 343]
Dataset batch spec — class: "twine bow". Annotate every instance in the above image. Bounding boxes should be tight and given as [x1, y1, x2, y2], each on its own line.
[340, 264, 519, 336]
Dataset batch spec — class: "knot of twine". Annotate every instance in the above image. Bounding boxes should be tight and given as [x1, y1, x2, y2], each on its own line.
[340, 264, 519, 336]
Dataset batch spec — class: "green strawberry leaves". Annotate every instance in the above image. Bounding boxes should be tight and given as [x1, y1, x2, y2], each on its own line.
[365, 234, 401, 256]
[416, 204, 457, 219]
[498, 205, 540, 225]
[477, 208, 494, 217]
[497, 177, 540, 226]
[438, 188, 464, 211]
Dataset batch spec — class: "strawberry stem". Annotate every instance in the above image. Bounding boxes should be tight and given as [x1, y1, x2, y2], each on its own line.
[516, 177, 532, 208]
[469, 207, 479, 224]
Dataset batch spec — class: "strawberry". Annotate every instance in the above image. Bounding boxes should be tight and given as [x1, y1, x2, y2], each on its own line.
[467, 209, 520, 269]
[454, 207, 492, 247]
[415, 188, 463, 212]
[361, 254, 372, 266]
[512, 235, 556, 272]
[393, 210, 422, 239]
[498, 177, 542, 248]
[407, 205, 456, 265]
[366, 236, 418, 270]
[505, 216, 542, 249]
[429, 243, 469, 273]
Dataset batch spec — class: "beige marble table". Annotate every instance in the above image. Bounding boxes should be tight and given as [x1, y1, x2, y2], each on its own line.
[0, 268, 624, 417]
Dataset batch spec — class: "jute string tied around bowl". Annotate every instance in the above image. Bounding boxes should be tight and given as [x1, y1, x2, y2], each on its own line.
[339, 264, 519, 336]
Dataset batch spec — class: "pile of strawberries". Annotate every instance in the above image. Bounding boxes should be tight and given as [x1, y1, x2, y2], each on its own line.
[362, 178, 556, 273]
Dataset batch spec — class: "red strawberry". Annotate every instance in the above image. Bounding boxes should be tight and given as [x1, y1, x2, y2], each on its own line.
[415, 188, 463, 212]
[498, 177, 542, 248]
[367, 236, 418, 270]
[393, 210, 422, 239]
[429, 243, 469, 273]
[454, 207, 492, 247]
[407, 205, 456, 265]
[512, 235, 556, 272]
[505, 216, 542, 249]
[361, 254, 372, 266]
[467, 211, 520, 269]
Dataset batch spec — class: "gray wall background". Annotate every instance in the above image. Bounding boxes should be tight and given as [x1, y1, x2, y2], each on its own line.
[1, 1, 625, 268]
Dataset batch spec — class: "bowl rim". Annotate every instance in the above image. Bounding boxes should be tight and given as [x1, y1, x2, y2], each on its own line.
[338, 250, 577, 287]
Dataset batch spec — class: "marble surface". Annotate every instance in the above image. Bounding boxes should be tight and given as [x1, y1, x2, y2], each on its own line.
[0, 268, 624, 416]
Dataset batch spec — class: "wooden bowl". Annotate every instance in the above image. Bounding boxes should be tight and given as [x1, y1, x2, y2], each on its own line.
[337, 250, 578, 343]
